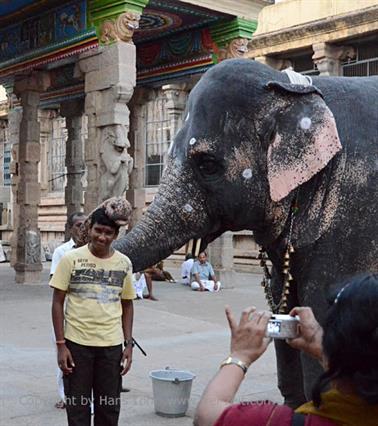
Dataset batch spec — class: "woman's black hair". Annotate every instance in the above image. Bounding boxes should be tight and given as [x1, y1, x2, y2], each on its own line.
[90, 207, 119, 231]
[312, 273, 378, 407]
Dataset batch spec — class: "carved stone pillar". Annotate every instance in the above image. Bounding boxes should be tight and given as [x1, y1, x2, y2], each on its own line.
[126, 88, 149, 228]
[38, 109, 54, 195]
[208, 232, 235, 289]
[77, 40, 137, 212]
[255, 56, 292, 70]
[60, 100, 85, 239]
[312, 43, 356, 76]
[12, 71, 50, 284]
[162, 84, 188, 140]
[8, 107, 22, 266]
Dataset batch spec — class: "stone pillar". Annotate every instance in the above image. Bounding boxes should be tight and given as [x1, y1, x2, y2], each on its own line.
[255, 56, 292, 70]
[12, 71, 50, 283]
[38, 109, 55, 195]
[77, 41, 136, 212]
[312, 43, 356, 76]
[8, 107, 22, 266]
[60, 100, 85, 239]
[208, 232, 235, 289]
[162, 84, 188, 140]
[126, 88, 149, 228]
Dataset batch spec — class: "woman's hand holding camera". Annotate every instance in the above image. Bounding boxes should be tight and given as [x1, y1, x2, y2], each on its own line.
[225, 306, 272, 366]
[287, 307, 324, 361]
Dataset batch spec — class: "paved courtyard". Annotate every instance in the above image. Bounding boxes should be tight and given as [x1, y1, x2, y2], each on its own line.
[0, 262, 282, 426]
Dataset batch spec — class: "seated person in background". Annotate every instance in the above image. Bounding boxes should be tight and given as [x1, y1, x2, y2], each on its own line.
[191, 252, 221, 292]
[194, 273, 378, 426]
[144, 260, 175, 283]
[50, 212, 86, 277]
[181, 253, 194, 285]
[133, 272, 158, 301]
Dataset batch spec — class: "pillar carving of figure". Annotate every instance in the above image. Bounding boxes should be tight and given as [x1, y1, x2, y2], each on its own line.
[99, 124, 133, 200]
[12, 71, 50, 283]
[218, 38, 249, 61]
[77, 40, 138, 212]
[60, 100, 85, 239]
[312, 43, 356, 76]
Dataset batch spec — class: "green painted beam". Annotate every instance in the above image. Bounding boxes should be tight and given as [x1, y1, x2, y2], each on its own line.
[210, 17, 257, 48]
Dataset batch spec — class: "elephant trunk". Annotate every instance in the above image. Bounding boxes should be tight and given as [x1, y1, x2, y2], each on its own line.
[114, 162, 211, 271]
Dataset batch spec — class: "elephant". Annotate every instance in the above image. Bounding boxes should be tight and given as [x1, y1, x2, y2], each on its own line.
[114, 59, 378, 407]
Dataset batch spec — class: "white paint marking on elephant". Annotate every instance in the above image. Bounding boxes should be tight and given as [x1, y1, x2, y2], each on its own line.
[185, 112, 190, 121]
[189, 137, 197, 146]
[300, 117, 312, 130]
[242, 168, 252, 180]
[183, 203, 193, 213]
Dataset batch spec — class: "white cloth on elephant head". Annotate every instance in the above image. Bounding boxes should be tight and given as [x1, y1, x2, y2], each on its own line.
[133, 273, 146, 299]
[282, 68, 312, 86]
[191, 280, 221, 292]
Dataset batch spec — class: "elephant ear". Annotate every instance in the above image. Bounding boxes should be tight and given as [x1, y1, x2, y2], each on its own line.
[265, 81, 342, 202]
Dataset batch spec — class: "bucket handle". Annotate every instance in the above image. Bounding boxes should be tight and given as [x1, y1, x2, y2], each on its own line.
[165, 366, 181, 384]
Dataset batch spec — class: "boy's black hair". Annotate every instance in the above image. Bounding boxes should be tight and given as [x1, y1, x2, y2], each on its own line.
[67, 211, 86, 228]
[312, 273, 378, 406]
[90, 207, 120, 231]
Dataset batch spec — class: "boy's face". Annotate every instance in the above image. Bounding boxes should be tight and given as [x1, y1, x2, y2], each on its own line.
[88, 223, 118, 253]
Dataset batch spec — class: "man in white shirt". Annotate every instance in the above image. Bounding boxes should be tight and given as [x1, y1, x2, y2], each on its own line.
[181, 253, 194, 285]
[50, 211, 86, 408]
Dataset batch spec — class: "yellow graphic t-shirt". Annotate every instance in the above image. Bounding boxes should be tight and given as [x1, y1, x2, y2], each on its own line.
[50, 244, 135, 347]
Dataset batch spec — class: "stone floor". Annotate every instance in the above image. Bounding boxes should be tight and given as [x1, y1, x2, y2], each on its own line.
[0, 262, 282, 426]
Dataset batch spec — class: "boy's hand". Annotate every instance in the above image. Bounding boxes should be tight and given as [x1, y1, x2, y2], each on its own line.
[57, 345, 75, 375]
[121, 346, 133, 375]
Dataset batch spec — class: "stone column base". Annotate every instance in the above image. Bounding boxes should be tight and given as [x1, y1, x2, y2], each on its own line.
[216, 270, 237, 289]
[15, 269, 42, 284]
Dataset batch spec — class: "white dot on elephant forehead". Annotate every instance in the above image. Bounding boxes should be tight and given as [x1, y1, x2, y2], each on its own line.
[242, 168, 252, 179]
[189, 137, 196, 145]
[183, 204, 193, 213]
[300, 117, 312, 130]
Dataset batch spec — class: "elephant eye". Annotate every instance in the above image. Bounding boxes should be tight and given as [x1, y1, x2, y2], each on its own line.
[197, 157, 222, 176]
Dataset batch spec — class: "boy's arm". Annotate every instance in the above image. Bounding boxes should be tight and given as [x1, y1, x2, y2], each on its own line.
[121, 299, 134, 375]
[52, 288, 75, 374]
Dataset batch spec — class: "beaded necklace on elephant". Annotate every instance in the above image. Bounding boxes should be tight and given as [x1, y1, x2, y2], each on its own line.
[259, 196, 299, 314]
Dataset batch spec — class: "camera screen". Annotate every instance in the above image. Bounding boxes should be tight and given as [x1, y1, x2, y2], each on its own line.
[267, 320, 281, 334]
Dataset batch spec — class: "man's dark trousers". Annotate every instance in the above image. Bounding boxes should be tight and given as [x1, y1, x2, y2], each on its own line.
[64, 340, 123, 426]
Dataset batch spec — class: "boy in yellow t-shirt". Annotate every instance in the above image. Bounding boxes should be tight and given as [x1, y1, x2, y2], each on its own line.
[50, 207, 135, 426]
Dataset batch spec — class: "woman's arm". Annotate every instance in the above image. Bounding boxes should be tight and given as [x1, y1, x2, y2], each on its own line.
[194, 307, 271, 426]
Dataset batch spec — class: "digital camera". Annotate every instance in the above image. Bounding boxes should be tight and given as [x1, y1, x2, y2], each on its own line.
[266, 314, 299, 339]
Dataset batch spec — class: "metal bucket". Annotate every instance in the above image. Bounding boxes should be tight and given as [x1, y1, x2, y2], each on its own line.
[150, 368, 196, 417]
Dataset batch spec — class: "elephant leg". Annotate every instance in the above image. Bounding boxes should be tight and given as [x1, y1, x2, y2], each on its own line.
[300, 349, 324, 400]
[274, 339, 307, 408]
